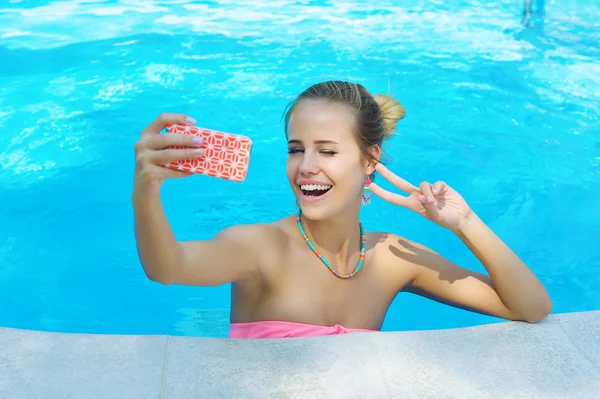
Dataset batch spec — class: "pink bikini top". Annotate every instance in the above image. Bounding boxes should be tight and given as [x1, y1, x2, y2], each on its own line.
[228, 320, 377, 339]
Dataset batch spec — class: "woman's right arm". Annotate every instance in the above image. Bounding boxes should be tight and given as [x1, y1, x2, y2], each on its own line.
[132, 113, 262, 287]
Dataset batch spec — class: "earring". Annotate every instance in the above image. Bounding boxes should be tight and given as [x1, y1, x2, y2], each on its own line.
[361, 176, 372, 205]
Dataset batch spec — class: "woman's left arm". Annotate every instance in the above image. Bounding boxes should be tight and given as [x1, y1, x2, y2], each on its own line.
[398, 213, 553, 323]
[370, 163, 552, 323]
[451, 212, 552, 322]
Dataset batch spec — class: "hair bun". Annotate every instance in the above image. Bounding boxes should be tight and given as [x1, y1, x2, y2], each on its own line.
[373, 94, 406, 139]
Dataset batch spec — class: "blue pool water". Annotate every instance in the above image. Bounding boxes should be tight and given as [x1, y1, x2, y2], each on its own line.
[0, 0, 599, 337]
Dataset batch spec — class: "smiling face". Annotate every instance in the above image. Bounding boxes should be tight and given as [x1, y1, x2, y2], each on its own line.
[286, 99, 377, 220]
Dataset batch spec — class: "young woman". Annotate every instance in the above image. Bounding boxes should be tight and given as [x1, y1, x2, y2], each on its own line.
[132, 81, 552, 339]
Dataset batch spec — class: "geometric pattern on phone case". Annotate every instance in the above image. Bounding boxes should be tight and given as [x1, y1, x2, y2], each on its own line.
[163, 124, 252, 182]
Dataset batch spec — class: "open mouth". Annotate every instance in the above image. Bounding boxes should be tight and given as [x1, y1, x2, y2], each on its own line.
[299, 184, 332, 198]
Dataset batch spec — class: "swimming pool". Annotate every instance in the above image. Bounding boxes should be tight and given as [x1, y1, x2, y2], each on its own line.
[0, 0, 598, 337]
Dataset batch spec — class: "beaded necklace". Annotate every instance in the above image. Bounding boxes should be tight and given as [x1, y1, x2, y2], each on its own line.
[295, 208, 366, 279]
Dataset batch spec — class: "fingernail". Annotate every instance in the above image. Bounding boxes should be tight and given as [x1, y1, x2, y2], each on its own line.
[186, 116, 196, 125]
[418, 196, 426, 204]
[192, 137, 203, 145]
[432, 189, 438, 194]
[427, 195, 433, 203]
[192, 149, 203, 156]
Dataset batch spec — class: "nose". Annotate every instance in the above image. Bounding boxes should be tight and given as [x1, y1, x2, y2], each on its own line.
[298, 151, 319, 175]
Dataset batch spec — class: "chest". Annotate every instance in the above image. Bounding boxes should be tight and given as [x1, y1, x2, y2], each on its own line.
[257, 245, 410, 328]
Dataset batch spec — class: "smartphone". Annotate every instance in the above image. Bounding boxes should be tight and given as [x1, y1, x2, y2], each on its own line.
[162, 124, 252, 182]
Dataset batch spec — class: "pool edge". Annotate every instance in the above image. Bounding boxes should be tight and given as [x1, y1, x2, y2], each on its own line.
[1, 310, 599, 398]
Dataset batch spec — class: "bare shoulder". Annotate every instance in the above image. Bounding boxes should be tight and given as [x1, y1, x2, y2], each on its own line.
[369, 231, 439, 258]
[215, 221, 287, 244]
[220, 216, 294, 285]
[229, 215, 295, 248]
[215, 220, 290, 266]
[366, 231, 437, 280]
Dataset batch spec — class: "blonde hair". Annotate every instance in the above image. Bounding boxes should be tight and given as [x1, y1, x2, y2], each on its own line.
[373, 93, 406, 138]
[283, 81, 405, 174]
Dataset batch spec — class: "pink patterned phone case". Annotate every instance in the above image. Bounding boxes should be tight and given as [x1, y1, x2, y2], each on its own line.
[163, 124, 252, 182]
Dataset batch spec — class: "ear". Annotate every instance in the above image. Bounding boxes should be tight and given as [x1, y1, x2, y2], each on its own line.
[364, 145, 381, 176]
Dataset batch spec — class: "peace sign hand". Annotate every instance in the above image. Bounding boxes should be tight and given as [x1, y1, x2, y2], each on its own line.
[369, 163, 474, 232]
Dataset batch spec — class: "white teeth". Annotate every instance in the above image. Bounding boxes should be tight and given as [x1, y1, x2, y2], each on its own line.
[300, 184, 332, 191]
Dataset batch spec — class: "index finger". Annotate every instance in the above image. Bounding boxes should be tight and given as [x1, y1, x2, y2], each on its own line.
[374, 163, 417, 194]
[141, 113, 196, 138]
[369, 183, 410, 208]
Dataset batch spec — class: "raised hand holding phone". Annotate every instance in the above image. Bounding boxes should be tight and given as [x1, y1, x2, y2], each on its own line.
[162, 123, 252, 182]
[132, 113, 202, 200]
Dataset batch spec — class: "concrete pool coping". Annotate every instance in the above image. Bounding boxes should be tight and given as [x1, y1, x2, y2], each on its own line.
[1, 310, 599, 398]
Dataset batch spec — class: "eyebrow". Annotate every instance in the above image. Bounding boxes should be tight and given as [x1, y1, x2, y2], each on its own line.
[287, 139, 339, 145]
